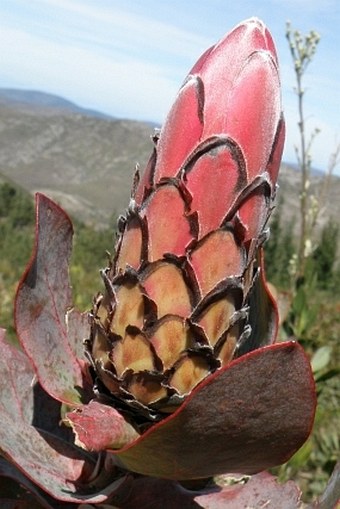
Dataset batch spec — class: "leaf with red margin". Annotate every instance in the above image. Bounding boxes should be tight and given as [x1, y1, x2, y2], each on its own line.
[113, 342, 316, 479]
[0, 330, 127, 503]
[66, 399, 140, 451]
[15, 193, 92, 406]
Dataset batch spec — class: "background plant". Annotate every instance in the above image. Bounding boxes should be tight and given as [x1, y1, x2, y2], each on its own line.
[265, 22, 340, 502]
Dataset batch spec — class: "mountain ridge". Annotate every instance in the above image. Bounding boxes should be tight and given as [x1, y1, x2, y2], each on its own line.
[0, 87, 116, 120]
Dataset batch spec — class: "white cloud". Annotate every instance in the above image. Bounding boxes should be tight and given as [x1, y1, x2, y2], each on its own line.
[0, 26, 179, 122]
[25, 0, 212, 63]
[1, 0, 216, 121]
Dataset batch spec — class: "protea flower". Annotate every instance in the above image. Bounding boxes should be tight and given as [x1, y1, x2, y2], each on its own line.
[0, 18, 317, 507]
[86, 18, 286, 423]
[67, 17, 314, 478]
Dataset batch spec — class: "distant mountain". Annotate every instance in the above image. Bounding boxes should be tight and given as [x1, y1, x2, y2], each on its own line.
[0, 88, 339, 231]
[0, 88, 114, 120]
[284, 160, 325, 178]
[0, 89, 158, 226]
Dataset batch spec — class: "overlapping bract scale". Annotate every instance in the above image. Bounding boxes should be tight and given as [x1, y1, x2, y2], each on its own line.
[88, 17, 285, 423]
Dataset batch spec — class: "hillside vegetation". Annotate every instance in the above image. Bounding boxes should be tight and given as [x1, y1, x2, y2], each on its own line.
[0, 90, 155, 227]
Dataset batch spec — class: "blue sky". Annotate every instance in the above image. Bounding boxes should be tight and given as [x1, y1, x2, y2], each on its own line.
[1, 0, 339, 172]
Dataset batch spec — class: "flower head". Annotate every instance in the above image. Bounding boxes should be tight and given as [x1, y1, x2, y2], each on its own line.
[86, 18, 286, 425]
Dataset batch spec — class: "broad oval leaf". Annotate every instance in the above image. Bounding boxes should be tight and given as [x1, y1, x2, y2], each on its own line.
[114, 341, 316, 479]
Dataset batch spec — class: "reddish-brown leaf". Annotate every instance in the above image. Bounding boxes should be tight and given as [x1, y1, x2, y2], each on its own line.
[15, 193, 92, 406]
[113, 342, 316, 479]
